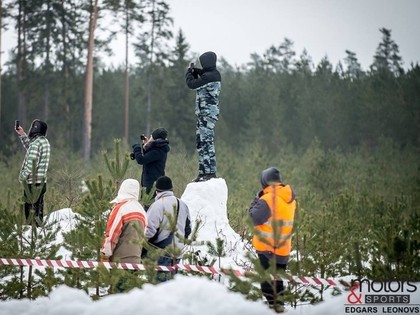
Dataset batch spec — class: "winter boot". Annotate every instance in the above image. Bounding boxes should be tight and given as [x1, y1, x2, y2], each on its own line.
[192, 173, 217, 182]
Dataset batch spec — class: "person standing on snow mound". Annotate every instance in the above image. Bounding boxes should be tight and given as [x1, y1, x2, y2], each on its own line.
[248, 167, 297, 313]
[185, 51, 221, 182]
[131, 127, 170, 195]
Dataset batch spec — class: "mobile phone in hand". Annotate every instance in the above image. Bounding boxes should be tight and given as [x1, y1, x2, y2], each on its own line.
[15, 120, 20, 130]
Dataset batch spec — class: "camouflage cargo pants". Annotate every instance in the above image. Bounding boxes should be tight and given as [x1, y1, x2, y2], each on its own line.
[196, 116, 217, 175]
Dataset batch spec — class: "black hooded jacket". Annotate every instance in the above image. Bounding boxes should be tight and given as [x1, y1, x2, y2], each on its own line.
[132, 139, 170, 193]
[185, 51, 221, 89]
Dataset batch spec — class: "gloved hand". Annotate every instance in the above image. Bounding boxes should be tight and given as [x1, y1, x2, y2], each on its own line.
[132, 143, 142, 154]
[187, 67, 202, 78]
[192, 67, 203, 76]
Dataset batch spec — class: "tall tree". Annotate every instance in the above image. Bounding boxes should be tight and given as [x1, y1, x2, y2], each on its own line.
[26, 0, 57, 120]
[57, 0, 86, 148]
[0, 0, 8, 131]
[83, 0, 99, 161]
[371, 28, 404, 76]
[104, 0, 144, 143]
[134, 0, 173, 134]
[295, 49, 313, 75]
[261, 38, 296, 73]
[344, 49, 363, 80]
[165, 29, 195, 147]
[15, 0, 30, 125]
[0, 0, 3, 130]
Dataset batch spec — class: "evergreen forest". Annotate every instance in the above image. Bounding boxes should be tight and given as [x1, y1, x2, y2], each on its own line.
[0, 0, 419, 303]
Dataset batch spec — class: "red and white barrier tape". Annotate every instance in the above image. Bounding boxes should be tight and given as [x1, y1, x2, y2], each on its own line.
[0, 258, 339, 287]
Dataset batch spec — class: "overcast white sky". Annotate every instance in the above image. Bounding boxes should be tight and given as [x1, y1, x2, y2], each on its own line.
[169, 0, 420, 70]
[2, 0, 419, 71]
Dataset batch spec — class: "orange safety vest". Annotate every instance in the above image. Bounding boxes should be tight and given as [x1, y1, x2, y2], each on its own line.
[252, 184, 296, 256]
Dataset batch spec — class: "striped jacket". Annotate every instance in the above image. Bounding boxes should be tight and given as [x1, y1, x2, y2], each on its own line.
[19, 134, 50, 184]
[101, 199, 147, 263]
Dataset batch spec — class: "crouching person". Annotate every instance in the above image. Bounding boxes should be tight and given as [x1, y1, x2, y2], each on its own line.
[144, 176, 191, 282]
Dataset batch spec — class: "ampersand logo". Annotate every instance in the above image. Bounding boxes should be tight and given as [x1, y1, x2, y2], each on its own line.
[347, 282, 363, 304]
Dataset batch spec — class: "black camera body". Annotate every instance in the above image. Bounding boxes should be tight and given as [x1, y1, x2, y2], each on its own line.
[15, 120, 20, 130]
[140, 134, 146, 141]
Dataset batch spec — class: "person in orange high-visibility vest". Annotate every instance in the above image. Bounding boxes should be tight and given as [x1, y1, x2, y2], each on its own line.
[249, 167, 296, 313]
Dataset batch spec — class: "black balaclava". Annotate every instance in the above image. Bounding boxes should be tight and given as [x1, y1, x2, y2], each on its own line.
[28, 119, 48, 140]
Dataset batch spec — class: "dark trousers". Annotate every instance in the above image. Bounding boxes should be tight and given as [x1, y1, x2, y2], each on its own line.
[258, 254, 286, 306]
[24, 183, 46, 225]
[156, 255, 179, 283]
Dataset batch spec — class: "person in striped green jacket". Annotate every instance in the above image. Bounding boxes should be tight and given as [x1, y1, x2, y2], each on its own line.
[15, 119, 50, 225]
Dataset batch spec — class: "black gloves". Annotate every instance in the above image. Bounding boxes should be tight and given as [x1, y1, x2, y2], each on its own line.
[187, 67, 203, 79]
[131, 143, 142, 161]
[132, 143, 141, 152]
[192, 67, 203, 76]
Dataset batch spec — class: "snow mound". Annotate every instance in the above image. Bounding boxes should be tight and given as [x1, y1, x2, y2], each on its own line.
[181, 178, 250, 268]
[46, 208, 80, 259]
[0, 275, 276, 315]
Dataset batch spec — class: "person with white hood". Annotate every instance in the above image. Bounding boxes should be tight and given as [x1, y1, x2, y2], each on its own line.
[101, 179, 147, 264]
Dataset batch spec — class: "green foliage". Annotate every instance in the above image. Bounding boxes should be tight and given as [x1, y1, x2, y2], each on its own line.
[0, 194, 62, 300]
[103, 139, 130, 190]
[60, 141, 125, 296]
[1, 9, 419, 307]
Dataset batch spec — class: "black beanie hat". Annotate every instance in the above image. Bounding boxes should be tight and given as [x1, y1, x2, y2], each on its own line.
[152, 127, 168, 140]
[155, 176, 173, 192]
[260, 167, 283, 188]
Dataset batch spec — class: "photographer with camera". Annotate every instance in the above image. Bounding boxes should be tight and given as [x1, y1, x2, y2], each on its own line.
[15, 119, 50, 225]
[185, 51, 221, 182]
[130, 127, 170, 196]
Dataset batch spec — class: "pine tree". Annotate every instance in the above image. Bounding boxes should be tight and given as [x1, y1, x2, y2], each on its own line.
[371, 28, 404, 76]
[133, 0, 173, 134]
[344, 50, 363, 80]
[0, 187, 61, 300]
[61, 139, 129, 297]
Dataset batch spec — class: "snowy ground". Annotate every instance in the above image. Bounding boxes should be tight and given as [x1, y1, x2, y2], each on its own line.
[1, 178, 418, 315]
